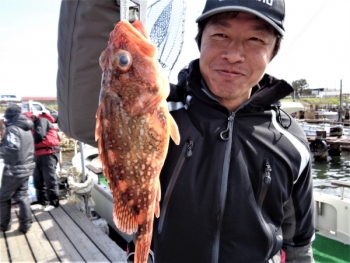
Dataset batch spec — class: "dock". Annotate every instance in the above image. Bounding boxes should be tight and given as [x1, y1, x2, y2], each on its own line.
[306, 135, 350, 147]
[0, 199, 127, 263]
[306, 135, 350, 159]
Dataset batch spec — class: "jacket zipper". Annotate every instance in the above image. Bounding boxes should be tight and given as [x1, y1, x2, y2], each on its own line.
[258, 159, 274, 260]
[158, 138, 194, 233]
[212, 113, 235, 263]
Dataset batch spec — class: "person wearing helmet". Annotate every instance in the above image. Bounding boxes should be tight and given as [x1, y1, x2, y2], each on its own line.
[149, 1, 314, 263]
[0, 105, 35, 234]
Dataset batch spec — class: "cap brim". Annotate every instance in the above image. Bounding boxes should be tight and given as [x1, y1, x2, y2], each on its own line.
[195, 6, 284, 36]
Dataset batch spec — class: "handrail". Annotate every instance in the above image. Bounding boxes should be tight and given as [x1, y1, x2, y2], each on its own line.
[331, 180, 350, 200]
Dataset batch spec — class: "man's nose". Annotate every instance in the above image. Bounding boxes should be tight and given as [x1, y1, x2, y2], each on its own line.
[221, 41, 245, 63]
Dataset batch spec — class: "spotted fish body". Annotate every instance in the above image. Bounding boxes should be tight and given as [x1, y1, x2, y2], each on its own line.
[95, 20, 180, 263]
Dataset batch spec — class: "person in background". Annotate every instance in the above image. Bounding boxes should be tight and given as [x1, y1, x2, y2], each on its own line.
[0, 118, 6, 141]
[0, 105, 35, 233]
[26, 112, 61, 212]
[150, 0, 315, 263]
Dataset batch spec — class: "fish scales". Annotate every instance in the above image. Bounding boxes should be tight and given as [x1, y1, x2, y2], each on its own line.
[95, 20, 180, 263]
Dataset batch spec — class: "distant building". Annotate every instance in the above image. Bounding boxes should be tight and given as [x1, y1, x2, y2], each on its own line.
[309, 87, 349, 98]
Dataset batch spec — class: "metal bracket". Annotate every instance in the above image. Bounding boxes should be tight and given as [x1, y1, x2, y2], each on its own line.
[316, 201, 323, 215]
[120, 0, 147, 25]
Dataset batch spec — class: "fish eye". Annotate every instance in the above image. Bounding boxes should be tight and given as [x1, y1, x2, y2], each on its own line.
[112, 50, 132, 72]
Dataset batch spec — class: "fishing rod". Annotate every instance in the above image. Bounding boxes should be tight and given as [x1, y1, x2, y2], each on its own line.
[120, 0, 148, 24]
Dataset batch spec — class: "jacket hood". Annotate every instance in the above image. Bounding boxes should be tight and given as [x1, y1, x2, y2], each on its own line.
[177, 59, 294, 113]
[6, 114, 34, 131]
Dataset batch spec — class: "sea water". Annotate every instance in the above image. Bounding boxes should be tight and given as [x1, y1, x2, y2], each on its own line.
[312, 151, 350, 199]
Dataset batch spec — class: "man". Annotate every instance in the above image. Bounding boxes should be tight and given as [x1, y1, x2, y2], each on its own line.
[152, 1, 314, 263]
[0, 105, 35, 233]
[28, 112, 61, 212]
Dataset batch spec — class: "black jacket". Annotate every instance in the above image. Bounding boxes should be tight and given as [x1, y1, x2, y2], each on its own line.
[1, 114, 35, 177]
[153, 60, 314, 263]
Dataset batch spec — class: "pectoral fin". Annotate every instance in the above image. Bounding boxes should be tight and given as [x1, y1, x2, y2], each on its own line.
[167, 112, 180, 145]
[154, 181, 161, 218]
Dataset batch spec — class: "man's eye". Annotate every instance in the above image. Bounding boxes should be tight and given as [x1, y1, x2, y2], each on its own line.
[214, 33, 227, 38]
[250, 37, 264, 43]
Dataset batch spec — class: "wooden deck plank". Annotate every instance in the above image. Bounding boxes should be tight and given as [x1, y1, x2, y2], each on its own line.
[5, 207, 35, 262]
[27, 205, 59, 262]
[33, 208, 85, 262]
[3, 199, 127, 263]
[49, 204, 109, 262]
[60, 200, 127, 262]
[0, 231, 10, 263]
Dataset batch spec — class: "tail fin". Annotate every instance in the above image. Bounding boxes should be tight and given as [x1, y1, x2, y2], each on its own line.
[135, 236, 151, 263]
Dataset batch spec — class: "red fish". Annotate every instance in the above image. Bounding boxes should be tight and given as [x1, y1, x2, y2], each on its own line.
[95, 20, 180, 263]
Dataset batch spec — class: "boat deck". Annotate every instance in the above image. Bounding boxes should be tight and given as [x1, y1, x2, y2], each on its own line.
[0, 199, 127, 263]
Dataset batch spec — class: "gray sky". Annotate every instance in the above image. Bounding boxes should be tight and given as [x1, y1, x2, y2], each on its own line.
[0, 0, 349, 97]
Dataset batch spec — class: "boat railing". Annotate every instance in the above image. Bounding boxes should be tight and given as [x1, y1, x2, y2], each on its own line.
[331, 180, 350, 200]
[86, 164, 103, 185]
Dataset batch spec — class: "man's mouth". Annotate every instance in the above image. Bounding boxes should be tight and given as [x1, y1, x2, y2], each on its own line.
[216, 68, 245, 76]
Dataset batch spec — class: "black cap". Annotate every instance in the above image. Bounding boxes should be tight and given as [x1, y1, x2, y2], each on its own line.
[4, 105, 21, 120]
[196, 0, 285, 36]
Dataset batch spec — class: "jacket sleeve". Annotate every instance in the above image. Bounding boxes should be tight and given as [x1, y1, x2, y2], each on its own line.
[3, 128, 21, 165]
[0, 142, 4, 158]
[33, 118, 50, 144]
[282, 161, 315, 263]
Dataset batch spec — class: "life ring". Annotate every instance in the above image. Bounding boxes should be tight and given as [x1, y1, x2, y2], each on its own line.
[310, 138, 328, 153]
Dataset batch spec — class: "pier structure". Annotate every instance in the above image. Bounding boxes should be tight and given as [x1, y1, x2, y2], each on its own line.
[0, 199, 127, 262]
[306, 133, 350, 160]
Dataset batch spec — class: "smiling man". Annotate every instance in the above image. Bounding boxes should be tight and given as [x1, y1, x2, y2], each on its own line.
[145, 0, 315, 263]
[199, 12, 278, 111]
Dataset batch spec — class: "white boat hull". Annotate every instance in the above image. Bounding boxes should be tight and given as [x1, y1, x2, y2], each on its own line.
[314, 192, 350, 244]
[91, 182, 133, 242]
[316, 111, 339, 120]
[298, 121, 350, 137]
[280, 101, 304, 114]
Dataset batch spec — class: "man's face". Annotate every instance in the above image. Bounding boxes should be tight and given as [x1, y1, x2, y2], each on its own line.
[199, 12, 277, 111]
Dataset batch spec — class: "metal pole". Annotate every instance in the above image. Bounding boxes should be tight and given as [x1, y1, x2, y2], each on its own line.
[79, 141, 86, 182]
[338, 79, 344, 122]
[120, 0, 130, 21]
[79, 141, 89, 216]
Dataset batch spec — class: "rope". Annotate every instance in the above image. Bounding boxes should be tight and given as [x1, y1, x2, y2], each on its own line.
[67, 167, 95, 208]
